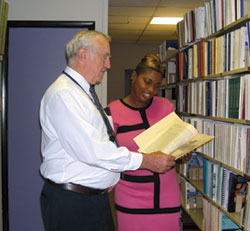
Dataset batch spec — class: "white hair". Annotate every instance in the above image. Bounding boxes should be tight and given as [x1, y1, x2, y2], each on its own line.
[65, 30, 111, 65]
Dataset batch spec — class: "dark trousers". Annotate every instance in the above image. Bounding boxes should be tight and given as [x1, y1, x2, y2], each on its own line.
[40, 181, 115, 231]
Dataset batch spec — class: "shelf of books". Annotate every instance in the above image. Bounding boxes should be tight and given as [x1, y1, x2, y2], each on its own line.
[158, 48, 178, 109]
[178, 153, 248, 230]
[170, 0, 250, 230]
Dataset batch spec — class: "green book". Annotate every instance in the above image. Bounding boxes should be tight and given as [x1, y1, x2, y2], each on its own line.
[228, 77, 241, 119]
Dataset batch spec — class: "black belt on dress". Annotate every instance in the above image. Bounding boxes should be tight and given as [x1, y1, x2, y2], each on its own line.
[120, 173, 157, 183]
[46, 179, 108, 195]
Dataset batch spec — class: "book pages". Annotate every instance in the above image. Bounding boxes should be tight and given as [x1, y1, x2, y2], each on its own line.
[134, 112, 214, 159]
[169, 133, 214, 159]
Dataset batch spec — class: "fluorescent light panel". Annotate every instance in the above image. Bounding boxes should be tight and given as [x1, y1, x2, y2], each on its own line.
[150, 17, 183, 25]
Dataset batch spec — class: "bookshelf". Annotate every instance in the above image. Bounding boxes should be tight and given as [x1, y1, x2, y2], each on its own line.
[159, 51, 178, 109]
[181, 175, 242, 227]
[161, 1, 250, 230]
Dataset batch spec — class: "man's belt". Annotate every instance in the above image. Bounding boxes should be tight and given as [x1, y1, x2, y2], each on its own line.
[46, 179, 108, 195]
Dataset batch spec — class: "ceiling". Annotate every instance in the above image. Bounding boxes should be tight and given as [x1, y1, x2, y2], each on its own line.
[108, 0, 209, 45]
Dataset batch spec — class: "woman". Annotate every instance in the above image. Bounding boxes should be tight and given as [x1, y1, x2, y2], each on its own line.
[107, 54, 187, 231]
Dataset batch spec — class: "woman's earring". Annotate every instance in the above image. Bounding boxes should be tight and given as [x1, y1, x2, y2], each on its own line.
[130, 77, 134, 89]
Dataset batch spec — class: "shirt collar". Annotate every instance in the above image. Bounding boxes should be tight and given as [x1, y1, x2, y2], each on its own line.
[64, 66, 91, 94]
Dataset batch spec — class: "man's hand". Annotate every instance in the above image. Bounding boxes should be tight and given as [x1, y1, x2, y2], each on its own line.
[139, 151, 176, 173]
[176, 152, 192, 164]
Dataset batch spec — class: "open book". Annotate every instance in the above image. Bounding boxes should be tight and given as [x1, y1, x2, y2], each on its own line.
[134, 112, 214, 160]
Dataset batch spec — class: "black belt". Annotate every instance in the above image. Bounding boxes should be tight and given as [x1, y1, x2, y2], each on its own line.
[46, 179, 108, 195]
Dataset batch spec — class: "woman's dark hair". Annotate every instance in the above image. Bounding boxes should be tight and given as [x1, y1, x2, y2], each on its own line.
[135, 53, 163, 76]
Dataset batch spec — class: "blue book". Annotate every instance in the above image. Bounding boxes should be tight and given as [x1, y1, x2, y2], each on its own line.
[209, 162, 214, 198]
[213, 0, 217, 32]
[246, 22, 250, 62]
[207, 40, 212, 75]
[205, 81, 212, 116]
[240, 0, 243, 18]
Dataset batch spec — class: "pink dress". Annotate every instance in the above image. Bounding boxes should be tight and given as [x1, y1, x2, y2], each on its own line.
[107, 97, 181, 231]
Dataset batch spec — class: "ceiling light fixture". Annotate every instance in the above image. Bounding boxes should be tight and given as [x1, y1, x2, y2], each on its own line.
[150, 17, 183, 25]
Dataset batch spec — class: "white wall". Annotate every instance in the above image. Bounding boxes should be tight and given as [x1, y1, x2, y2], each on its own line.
[5, 0, 108, 105]
[108, 42, 159, 103]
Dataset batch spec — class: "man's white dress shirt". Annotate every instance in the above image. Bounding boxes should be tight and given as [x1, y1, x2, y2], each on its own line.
[40, 67, 142, 189]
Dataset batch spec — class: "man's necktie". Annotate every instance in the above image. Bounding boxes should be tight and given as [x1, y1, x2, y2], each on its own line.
[89, 85, 118, 146]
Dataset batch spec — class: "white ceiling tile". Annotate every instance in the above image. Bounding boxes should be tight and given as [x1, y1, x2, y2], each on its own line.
[128, 16, 151, 24]
[159, 0, 210, 7]
[143, 30, 176, 36]
[109, 16, 150, 24]
[109, 6, 155, 17]
[109, 0, 159, 7]
[109, 16, 129, 24]
[109, 30, 142, 36]
[109, 24, 145, 30]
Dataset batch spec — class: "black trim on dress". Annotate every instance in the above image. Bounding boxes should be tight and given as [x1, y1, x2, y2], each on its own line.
[139, 109, 150, 129]
[115, 204, 181, 215]
[119, 98, 153, 111]
[120, 173, 156, 183]
[117, 123, 147, 133]
[154, 173, 160, 209]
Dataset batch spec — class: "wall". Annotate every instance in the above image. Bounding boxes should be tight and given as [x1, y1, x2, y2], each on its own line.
[3, 1, 108, 230]
[5, 0, 108, 106]
[108, 42, 159, 104]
